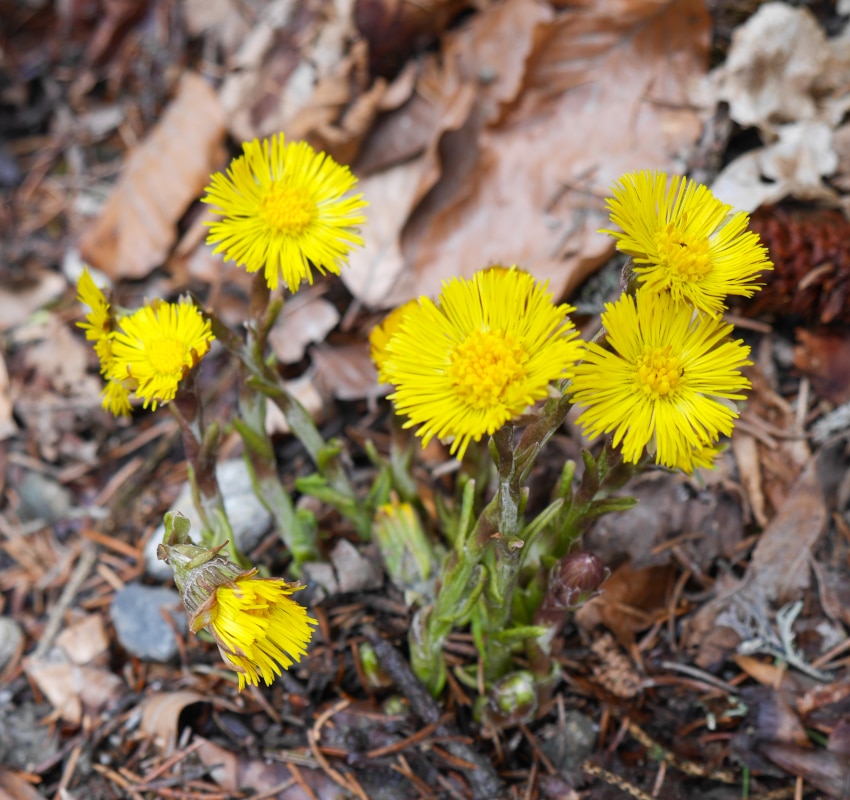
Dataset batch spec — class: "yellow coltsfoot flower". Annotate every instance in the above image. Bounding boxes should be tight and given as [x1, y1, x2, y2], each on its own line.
[381, 267, 583, 460]
[369, 300, 418, 384]
[108, 300, 214, 410]
[76, 268, 113, 363]
[603, 170, 772, 316]
[202, 135, 367, 292]
[159, 530, 317, 691]
[568, 290, 752, 471]
[76, 268, 134, 417]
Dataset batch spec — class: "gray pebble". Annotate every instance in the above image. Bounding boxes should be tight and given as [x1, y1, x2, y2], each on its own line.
[110, 584, 187, 662]
[144, 459, 273, 580]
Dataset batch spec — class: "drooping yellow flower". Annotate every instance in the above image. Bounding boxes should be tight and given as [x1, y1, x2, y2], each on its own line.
[381, 267, 583, 460]
[159, 525, 317, 691]
[108, 300, 214, 410]
[202, 135, 368, 292]
[204, 572, 317, 690]
[369, 300, 418, 384]
[568, 290, 752, 470]
[603, 171, 772, 316]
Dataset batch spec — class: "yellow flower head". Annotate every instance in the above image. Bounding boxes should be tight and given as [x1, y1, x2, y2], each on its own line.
[77, 269, 135, 417]
[382, 267, 583, 460]
[204, 572, 317, 691]
[101, 379, 133, 417]
[159, 528, 317, 691]
[568, 290, 752, 470]
[108, 300, 214, 410]
[369, 300, 418, 384]
[76, 268, 114, 367]
[202, 135, 368, 292]
[603, 171, 772, 316]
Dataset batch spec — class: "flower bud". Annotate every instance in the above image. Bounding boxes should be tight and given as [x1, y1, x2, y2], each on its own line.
[482, 670, 538, 728]
[373, 499, 436, 602]
[534, 551, 607, 628]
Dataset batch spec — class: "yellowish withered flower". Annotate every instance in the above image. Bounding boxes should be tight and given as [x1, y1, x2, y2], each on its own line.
[159, 528, 317, 691]
[603, 171, 772, 316]
[369, 300, 418, 384]
[202, 135, 367, 292]
[76, 269, 134, 417]
[381, 267, 583, 460]
[568, 290, 752, 471]
[108, 300, 214, 410]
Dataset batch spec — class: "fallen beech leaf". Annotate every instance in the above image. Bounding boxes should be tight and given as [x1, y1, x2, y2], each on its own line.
[0, 270, 66, 333]
[575, 561, 677, 652]
[23, 657, 124, 725]
[757, 741, 850, 798]
[79, 71, 226, 279]
[140, 690, 208, 751]
[396, 0, 709, 303]
[55, 614, 110, 666]
[269, 296, 340, 365]
[310, 344, 378, 401]
[195, 736, 339, 799]
[0, 769, 43, 800]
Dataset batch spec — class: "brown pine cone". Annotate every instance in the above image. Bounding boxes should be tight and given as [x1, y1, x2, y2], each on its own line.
[739, 205, 850, 326]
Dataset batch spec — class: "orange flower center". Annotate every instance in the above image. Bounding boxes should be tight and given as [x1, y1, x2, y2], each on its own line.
[448, 329, 528, 409]
[654, 221, 711, 281]
[634, 345, 683, 400]
[259, 184, 316, 235]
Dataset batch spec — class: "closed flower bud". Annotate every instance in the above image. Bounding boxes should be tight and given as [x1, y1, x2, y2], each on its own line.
[534, 551, 607, 628]
[483, 670, 538, 728]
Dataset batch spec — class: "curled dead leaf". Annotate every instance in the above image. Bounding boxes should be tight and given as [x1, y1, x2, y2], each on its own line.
[79, 71, 226, 279]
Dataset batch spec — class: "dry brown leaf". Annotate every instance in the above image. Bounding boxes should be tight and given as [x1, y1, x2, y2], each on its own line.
[139, 690, 208, 751]
[575, 560, 677, 651]
[0, 270, 66, 333]
[310, 343, 378, 401]
[347, 0, 709, 307]
[195, 736, 339, 799]
[79, 71, 226, 279]
[398, 0, 709, 304]
[218, 0, 373, 161]
[0, 769, 43, 800]
[23, 657, 124, 725]
[355, 0, 472, 78]
[268, 295, 340, 365]
[55, 614, 110, 666]
[756, 742, 850, 798]
[685, 438, 848, 665]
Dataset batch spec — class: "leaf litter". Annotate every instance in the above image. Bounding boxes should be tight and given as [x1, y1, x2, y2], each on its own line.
[2, 0, 850, 797]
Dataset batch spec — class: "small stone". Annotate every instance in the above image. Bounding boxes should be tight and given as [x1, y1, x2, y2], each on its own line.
[539, 710, 598, 776]
[144, 459, 273, 580]
[0, 618, 24, 673]
[110, 584, 187, 662]
[330, 540, 384, 593]
[16, 471, 74, 524]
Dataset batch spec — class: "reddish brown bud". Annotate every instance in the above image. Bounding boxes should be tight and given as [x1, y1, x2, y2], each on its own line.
[534, 551, 607, 627]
